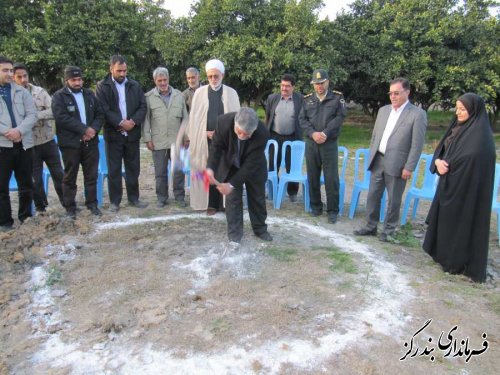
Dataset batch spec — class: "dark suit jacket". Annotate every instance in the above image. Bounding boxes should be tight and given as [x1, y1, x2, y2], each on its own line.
[52, 87, 104, 149]
[265, 92, 304, 140]
[95, 74, 147, 142]
[207, 112, 270, 186]
[367, 102, 427, 176]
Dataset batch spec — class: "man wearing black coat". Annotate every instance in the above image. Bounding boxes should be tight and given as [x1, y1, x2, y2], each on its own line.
[206, 107, 272, 244]
[51, 66, 104, 218]
[265, 73, 303, 201]
[95, 55, 147, 212]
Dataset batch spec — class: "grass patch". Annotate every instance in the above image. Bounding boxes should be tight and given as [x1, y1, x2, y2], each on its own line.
[263, 246, 297, 261]
[326, 248, 357, 274]
[392, 223, 421, 248]
[209, 318, 231, 334]
[487, 293, 500, 316]
[46, 265, 62, 286]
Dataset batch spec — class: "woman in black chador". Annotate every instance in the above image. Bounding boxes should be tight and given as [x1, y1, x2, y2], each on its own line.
[423, 93, 496, 283]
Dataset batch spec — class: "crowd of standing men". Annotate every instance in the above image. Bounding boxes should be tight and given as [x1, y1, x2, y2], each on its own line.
[0, 54, 427, 249]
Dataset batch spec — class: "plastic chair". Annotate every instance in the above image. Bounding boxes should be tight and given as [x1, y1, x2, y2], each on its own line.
[320, 146, 349, 215]
[348, 148, 386, 221]
[400, 153, 438, 225]
[97, 135, 127, 207]
[274, 140, 310, 212]
[491, 163, 500, 245]
[264, 139, 279, 203]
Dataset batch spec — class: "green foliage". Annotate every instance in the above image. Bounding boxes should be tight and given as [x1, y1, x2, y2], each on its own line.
[0, 0, 169, 93]
[392, 223, 421, 248]
[1, 0, 498, 124]
[334, 0, 499, 123]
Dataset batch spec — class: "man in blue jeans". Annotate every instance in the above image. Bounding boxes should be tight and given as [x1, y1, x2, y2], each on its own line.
[0, 56, 37, 232]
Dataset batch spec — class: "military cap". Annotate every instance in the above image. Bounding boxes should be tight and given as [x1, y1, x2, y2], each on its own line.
[310, 69, 329, 84]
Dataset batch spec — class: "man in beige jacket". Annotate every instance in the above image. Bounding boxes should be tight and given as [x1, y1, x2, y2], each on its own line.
[13, 63, 64, 212]
[143, 67, 188, 208]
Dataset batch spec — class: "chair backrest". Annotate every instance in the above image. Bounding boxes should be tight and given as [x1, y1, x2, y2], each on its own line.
[281, 140, 305, 173]
[339, 146, 349, 181]
[410, 153, 436, 190]
[265, 139, 278, 172]
[98, 135, 107, 174]
[353, 148, 370, 185]
[492, 163, 500, 208]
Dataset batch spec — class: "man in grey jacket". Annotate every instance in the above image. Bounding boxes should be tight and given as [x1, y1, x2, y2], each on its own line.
[0, 56, 37, 231]
[354, 77, 427, 242]
[13, 63, 64, 213]
[143, 67, 189, 207]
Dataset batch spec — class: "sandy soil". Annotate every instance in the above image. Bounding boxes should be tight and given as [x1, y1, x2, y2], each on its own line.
[0, 151, 499, 375]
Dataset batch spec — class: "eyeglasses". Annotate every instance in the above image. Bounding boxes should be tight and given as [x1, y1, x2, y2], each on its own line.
[207, 74, 220, 79]
[388, 90, 408, 96]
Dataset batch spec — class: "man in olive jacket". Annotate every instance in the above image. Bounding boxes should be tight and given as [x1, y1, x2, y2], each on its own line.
[142, 67, 189, 207]
[95, 55, 147, 212]
[51, 66, 104, 218]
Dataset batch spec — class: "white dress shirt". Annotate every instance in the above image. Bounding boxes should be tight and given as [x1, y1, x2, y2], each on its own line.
[378, 100, 409, 154]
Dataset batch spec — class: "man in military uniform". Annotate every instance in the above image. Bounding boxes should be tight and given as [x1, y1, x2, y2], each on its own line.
[299, 69, 347, 224]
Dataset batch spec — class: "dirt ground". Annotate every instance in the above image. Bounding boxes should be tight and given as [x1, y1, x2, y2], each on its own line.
[1, 149, 499, 375]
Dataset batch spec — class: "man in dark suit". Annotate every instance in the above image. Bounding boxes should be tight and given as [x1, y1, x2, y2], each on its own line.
[206, 107, 272, 244]
[354, 77, 427, 242]
[265, 73, 303, 202]
[52, 66, 104, 218]
[96, 55, 147, 212]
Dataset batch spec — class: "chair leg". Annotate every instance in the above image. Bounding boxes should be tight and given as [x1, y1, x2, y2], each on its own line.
[274, 180, 287, 209]
[303, 181, 310, 212]
[339, 182, 345, 216]
[412, 198, 420, 220]
[497, 212, 500, 246]
[97, 174, 104, 208]
[348, 187, 361, 219]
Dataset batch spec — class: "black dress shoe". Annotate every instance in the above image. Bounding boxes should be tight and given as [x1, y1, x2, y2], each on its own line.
[379, 233, 399, 243]
[89, 206, 102, 216]
[66, 208, 77, 220]
[353, 227, 377, 236]
[310, 210, 323, 217]
[109, 203, 120, 213]
[328, 213, 338, 224]
[129, 200, 148, 209]
[256, 231, 273, 241]
[289, 194, 298, 202]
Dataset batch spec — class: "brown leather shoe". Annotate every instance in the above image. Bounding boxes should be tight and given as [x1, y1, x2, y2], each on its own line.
[206, 207, 217, 216]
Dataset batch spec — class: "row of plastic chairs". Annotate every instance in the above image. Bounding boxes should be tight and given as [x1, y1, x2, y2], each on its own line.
[264, 141, 442, 225]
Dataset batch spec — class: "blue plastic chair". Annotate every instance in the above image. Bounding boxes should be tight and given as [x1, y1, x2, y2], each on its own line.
[348, 148, 386, 221]
[96, 136, 107, 207]
[274, 140, 310, 212]
[491, 164, 500, 245]
[320, 146, 349, 215]
[400, 153, 438, 225]
[264, 139, 279, 203]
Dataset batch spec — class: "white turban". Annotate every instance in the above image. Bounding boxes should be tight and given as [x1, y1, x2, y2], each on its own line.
[205, 59, 225, 74]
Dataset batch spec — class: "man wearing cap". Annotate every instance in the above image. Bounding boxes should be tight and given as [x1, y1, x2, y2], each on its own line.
[182, 67, 201, 113]
[13, 63, 64, 213]
[206, 107, 272, 243]
[96, 55, 147, 212]
[186, 59, 240, 213]
[143, 67, 188, 208]
[0, 56, 37, 232]
[299, 69, 347, 224]
[354, 77, 427, 242]
[265, 73, 304, 202]
[52, 66, 104, 218]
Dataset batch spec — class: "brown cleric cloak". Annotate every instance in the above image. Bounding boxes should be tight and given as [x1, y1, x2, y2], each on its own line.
[423, 93, 496, 282]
